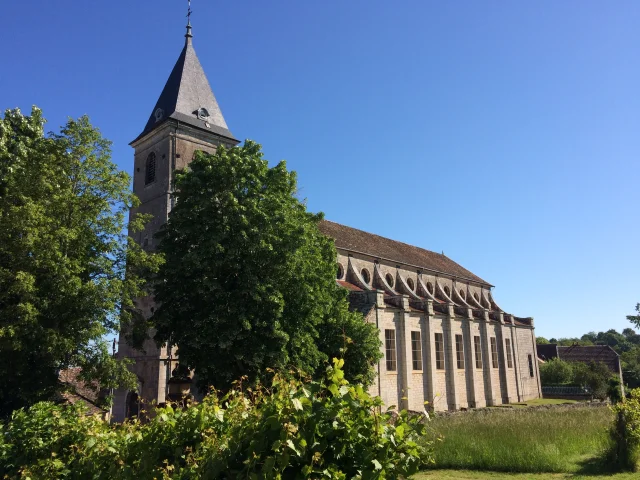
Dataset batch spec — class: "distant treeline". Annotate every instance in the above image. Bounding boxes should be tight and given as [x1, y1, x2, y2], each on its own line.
[537, 328, 640, 388]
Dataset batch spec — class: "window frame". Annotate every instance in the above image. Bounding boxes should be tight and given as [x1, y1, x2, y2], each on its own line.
[528, 354, 534, 377]
[411, 331, 422, 371]
[474, 335, 483, 369]
[490, 337, 499, 369]
[435, 332, 445, 370]
[385, 329, 397, 372]
[455, 334, 465, 369]
[505, 338, 514, 368]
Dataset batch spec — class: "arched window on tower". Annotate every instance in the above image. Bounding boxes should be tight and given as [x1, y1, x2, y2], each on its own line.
[126, 391, 140, 418]
[145, 152, 156, 185]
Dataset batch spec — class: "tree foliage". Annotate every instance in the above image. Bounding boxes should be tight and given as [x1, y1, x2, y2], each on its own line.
[628, 304, 640, 330]
[542, 320, 640, 389]
[611, 388, 640, 471]
[152, 141, 381, 393]
[539, 358, 574, 385]
[0, 107, 160, 418]
[539, 359, 615, 400]
[0, 359, 434, 479]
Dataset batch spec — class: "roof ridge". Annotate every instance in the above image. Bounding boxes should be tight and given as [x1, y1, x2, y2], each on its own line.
[319, 220, 491, 285]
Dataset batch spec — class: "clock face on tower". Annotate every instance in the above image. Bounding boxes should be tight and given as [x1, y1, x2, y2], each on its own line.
[197, 107, 210, 120]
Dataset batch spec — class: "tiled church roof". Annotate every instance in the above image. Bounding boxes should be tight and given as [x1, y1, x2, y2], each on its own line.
[319, 220, 490, 286]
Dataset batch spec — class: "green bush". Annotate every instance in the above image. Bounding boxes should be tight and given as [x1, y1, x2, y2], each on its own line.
[0, 359, 434, 479]
[539, 359, 574, 385]
[540, 359, 615, 401]
[611, 388, 640, 471]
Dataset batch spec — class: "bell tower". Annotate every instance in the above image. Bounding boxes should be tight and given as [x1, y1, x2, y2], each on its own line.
[112, 17, 239, 422]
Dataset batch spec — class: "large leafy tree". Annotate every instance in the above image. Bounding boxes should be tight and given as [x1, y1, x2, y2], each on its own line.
[0, 107, 159, 417]
[152, 141, 381, 392]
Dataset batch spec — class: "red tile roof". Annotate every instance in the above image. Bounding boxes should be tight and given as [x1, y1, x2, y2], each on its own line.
[319, 220, 490, 286]
[337, 280, 363, 291]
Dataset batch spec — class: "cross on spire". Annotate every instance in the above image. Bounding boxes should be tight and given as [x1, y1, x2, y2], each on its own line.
[185, 0, 193, 41]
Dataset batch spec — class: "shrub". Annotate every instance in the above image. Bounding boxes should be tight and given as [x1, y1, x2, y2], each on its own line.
[0, 359, 434, 479]
[540, 359, 616, 401]
[611, 388, 640, 471]
[573, 361, 614, 400]
[540, 359, 574, 385]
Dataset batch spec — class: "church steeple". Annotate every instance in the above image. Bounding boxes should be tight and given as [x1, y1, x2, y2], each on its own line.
[133, 12, 236, 144]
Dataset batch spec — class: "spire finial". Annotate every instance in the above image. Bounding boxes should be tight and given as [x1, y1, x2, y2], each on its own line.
[185, 0, 193, 43]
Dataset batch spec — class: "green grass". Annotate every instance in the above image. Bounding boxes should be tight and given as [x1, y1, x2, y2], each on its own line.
[422, 405, 614, 473]
[487, 398, 579, 409]
[414, 470, 638, 479]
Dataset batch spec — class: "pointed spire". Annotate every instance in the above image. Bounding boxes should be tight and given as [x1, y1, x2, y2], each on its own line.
[132, 1, 238, 144]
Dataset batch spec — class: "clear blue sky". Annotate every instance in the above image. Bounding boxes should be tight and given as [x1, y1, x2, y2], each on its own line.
[2, 1, 639, 339]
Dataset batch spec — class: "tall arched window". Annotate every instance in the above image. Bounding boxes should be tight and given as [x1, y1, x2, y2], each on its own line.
[126, 391, 140, 418]
[145, 152, 156, 185]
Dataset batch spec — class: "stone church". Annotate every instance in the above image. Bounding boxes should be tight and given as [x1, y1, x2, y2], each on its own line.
[112, 23, 541, 422]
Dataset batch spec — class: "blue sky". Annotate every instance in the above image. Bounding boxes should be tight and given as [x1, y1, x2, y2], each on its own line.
[2, 1, 639, 339]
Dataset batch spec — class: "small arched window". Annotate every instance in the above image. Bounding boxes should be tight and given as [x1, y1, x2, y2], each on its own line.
[126, 392, 140, 418]
[459, 289, 466, 300]
[337, 264, 344, 280]
[444, 286, 451, 297]
[145, 152, 156, 185]
[426, 282, 434, 294]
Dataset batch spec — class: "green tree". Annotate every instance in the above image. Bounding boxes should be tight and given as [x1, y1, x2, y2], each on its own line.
[152, 141, 381, 393]
[573, 361, 614, 400]
[623, 328, 640, 345]
[628, 304, 640, 330]
[536, 336, 550, 345]
[0, 107, 159, 418]
[539, 358, 574, 385]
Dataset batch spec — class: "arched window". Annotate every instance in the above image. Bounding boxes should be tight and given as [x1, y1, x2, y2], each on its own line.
[145, 152, 156, 185]
[126, 392, 140, 418]
[427, 282, 434, 295]
[336, 264, 344, 280]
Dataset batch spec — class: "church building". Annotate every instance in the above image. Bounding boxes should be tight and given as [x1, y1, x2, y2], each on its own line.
[112, 21, 541, 422]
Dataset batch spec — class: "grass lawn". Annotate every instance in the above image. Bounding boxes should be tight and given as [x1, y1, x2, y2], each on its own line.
[414, 470, 638, 479]
[421, 405, 614, 473]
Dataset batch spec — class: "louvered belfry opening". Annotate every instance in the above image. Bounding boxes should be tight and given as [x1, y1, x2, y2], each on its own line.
[145, 152, 156, 185]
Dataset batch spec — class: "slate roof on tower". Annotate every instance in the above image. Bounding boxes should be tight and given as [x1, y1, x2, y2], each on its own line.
[319, 220, 491, 286]
[133, 25, 237, 144]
